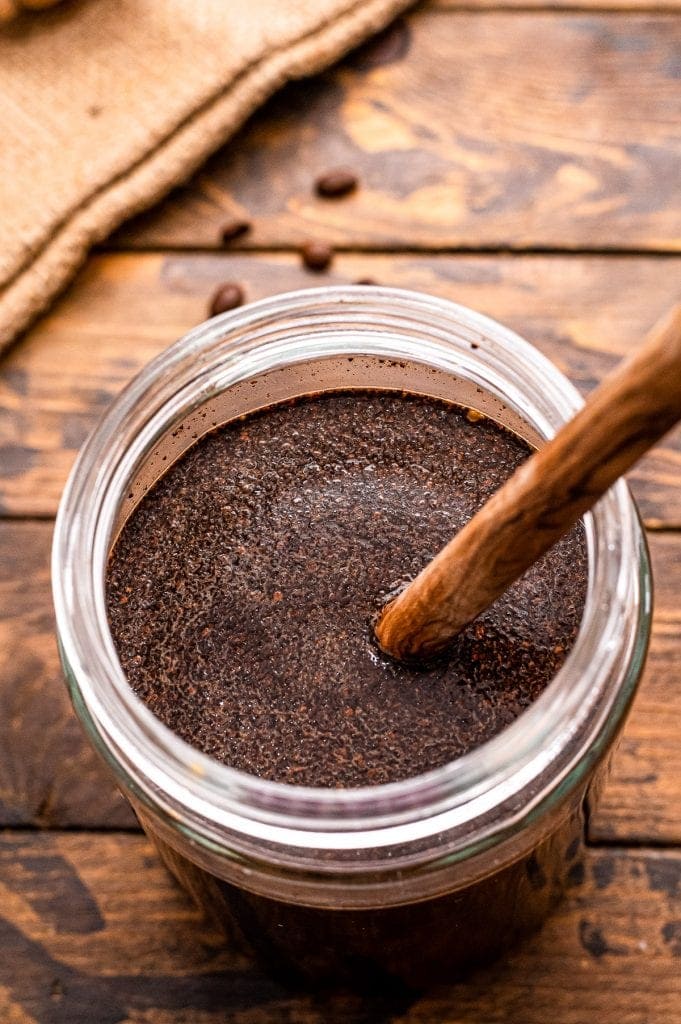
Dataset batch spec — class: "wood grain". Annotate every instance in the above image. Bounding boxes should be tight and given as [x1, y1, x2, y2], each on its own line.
[1, 251, 679, 523]
[0, 520, 135, 828]
[0, 831, 679, 1023]
[589, 532, 681, 843]
[114, 11, 681, 252]
[0, 521, 679, 841]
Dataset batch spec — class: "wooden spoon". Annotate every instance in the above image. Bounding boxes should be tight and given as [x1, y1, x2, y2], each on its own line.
[375, 305, 681, 663]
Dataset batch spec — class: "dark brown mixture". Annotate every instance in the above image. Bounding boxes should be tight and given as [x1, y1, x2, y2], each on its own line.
[107, 390, 587, 787]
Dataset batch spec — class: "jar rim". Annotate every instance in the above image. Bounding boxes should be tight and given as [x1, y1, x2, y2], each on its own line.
[52, 285, 648, 854]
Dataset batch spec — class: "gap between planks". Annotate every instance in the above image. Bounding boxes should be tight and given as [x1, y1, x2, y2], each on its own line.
[99, 244, 681, 257]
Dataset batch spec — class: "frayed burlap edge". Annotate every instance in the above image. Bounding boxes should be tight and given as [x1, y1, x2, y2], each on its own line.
[0, 0, 411, 354]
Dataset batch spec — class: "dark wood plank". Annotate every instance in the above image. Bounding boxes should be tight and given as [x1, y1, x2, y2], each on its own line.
[590, 532, 681, 844]
[114, 11, 681, 252]
[0, 832, 680, 1022]
[1, 251, 679, 524]
[0, 521, 680, 841]
[0, 521, 135, 829]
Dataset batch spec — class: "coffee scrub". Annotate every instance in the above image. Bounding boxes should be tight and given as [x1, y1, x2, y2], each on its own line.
[53, 288, 650, 987]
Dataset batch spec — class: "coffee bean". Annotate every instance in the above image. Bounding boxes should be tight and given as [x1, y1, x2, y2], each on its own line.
[315, 169, 358, 199]
[220, 218, 252, 244]
[209, 283, 245, 316]
[301, 241, 333, 272]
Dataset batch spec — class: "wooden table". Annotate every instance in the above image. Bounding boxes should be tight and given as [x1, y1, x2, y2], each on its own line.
[1, 3, 680, 1020]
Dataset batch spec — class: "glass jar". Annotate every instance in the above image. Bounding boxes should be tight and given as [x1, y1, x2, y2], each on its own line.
[52, 286, 651, 989]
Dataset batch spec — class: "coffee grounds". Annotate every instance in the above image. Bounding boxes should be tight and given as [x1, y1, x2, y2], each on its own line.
[106, 390, 587, 787]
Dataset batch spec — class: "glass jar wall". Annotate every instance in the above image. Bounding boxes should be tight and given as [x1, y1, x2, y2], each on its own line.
[52, 287, 651, 986]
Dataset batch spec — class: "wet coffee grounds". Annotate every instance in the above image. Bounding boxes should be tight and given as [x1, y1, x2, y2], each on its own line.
[106, 390, 588, 787]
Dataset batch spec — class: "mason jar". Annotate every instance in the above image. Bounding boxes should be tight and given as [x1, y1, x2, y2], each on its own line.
[52, 286, 651, 988]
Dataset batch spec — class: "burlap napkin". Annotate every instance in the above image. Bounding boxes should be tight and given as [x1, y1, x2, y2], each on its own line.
[0, 0, 411, 354]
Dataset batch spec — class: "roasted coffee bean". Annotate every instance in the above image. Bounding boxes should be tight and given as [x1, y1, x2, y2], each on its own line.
[301, 241, 334, 272]
[220, 218, 252, 244]
[209, 283, 245, 316]
[315, 168, 358, 199]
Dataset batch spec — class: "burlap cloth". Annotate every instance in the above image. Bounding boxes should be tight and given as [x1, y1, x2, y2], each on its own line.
[0, 0, 412, 354]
